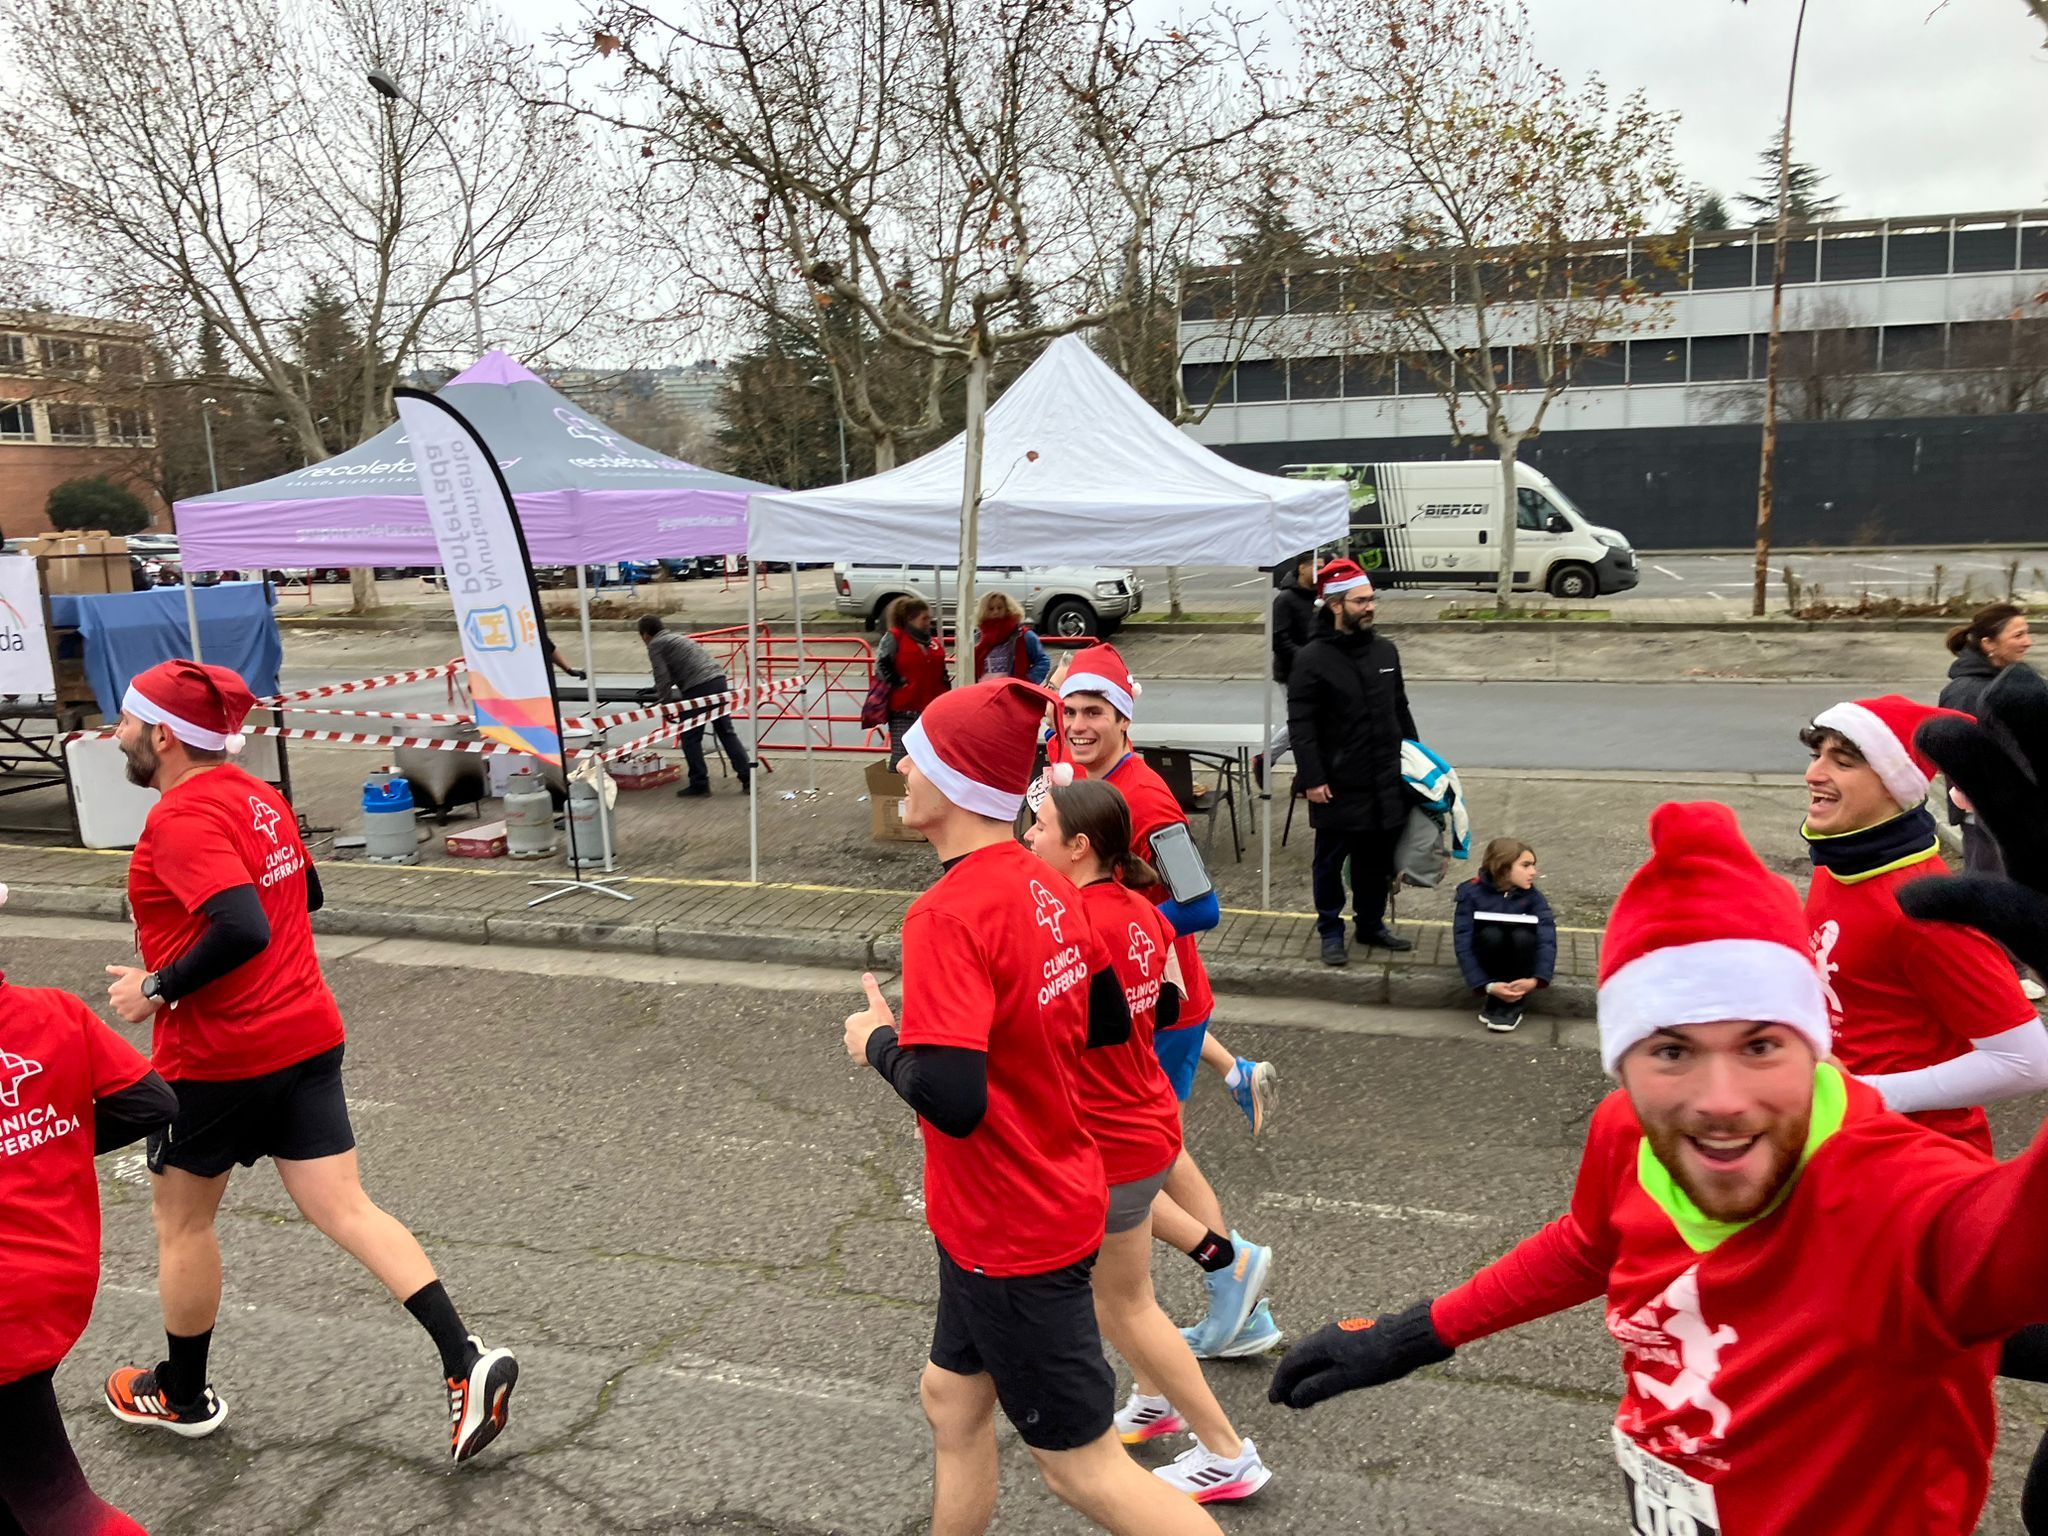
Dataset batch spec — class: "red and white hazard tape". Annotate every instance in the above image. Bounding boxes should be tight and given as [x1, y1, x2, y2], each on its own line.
[585, 680, 802, 764]
[563, 677, 799, 733]
[258, 659, 466, 706]
[277, 706, 476, 725]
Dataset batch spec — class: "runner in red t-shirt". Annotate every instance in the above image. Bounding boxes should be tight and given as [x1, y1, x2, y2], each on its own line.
[841, 678, 1222, 1536]
[1, 903, 172, 1536]
[1271, 776, 2048, 1536]
[1050, 644, 1281, 1361]
[1797, 690, 2048, 1532]
[1026, 777, 1273, 1503]
[95, 661, 517, 1465]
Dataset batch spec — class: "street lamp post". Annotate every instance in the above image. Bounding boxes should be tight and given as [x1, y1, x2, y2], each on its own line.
[187, 397, 220, 662]
[366, 67, 487, 360]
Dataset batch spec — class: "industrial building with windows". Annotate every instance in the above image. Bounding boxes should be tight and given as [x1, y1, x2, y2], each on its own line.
[1180, 211, 2048, 547]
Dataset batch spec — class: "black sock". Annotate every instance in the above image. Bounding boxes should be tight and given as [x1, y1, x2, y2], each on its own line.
[160, 1329, 212, 1407]
[404, 1281, 477, 1379]
[1191, 1231, 1236, 1273]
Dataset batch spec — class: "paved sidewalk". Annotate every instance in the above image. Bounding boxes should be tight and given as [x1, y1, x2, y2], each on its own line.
[0, 836, 1604, 1014]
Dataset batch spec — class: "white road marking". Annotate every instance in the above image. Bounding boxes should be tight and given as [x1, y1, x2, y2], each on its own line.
[1231, 576, 1268, 588]
[1651, 564, 1683, 581]
[1258, 1190, 1489, 1229]
[102, 1151, 150, 1186]
[656, 1354, 909, 1412]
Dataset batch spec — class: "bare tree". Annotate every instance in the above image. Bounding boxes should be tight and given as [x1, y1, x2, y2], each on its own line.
[2, 0, 626, 609]
[1300, 0, 1682, 610]
[560, 0, 1290, 679]
[1946, 294, 2048, 414]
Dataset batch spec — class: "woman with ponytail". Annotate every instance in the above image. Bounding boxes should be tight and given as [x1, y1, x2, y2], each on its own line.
[1026, 777, 1274, 1504]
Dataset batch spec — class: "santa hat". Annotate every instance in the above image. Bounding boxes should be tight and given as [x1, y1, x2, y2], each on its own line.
[1316, 558, 1373, 599]
[122, 659, 257, 754]
[1597, 801, 1829, 1075]
[1059, 642, 1140, 722]
[903, 678, 1060, 821]
[1810, 695, 1973, 809]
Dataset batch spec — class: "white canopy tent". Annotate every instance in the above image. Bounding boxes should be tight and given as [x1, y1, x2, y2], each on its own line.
[748, 334, 1349, 902]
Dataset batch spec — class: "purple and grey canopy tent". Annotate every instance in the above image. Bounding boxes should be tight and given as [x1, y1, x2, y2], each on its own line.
[172, 351, 769, 571]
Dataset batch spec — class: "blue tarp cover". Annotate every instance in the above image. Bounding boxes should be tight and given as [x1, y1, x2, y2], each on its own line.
[51, 583, 282, 720]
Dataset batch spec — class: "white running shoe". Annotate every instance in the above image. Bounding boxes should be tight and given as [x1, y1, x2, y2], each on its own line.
[1154, 1437, 1273, 1503]
[1114, 1390, 1186, 1444]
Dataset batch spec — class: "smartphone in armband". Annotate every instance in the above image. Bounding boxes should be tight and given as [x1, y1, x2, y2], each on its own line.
[1148, 822, 1213, 904]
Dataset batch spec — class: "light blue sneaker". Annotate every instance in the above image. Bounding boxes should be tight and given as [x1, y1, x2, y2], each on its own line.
[1216, 1299, 1284, 1358]
[1181, 1232, 1271, 1357]
[1227, 1058, 1276, 1136]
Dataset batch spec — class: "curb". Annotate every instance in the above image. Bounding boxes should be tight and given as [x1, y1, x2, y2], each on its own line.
[4, 879, 1597, 1017]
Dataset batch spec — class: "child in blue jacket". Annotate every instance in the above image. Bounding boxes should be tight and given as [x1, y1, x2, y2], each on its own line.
[1453, 838, 1556, 1033]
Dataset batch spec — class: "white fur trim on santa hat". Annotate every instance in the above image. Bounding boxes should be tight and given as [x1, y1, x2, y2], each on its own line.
[1598, 937, 1830, 1075]
[122, 683, 238, 753]
[1049, 761, 1075, 787]
[902, 717, 1025, 822]
[1060, 671, 1135, 720]
[1813, 700, 1926, 807]
[1322, 572, 1373, 595]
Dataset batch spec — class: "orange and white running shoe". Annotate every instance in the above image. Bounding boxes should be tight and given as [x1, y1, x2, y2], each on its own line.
[103, 1365, 227, 1438]
[448, 1336, 519, 1463]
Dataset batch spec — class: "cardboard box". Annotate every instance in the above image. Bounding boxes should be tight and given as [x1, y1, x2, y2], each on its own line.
[26, 531, 129, 596]
[612, 753, 681, 790]
[445, 821, 508, 859]
[865, 759, 926, 843]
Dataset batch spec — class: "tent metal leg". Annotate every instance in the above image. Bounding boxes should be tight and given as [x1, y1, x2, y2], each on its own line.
[1261, 585, 1273, 911]
[537, 564, 631, 905]
[790, 566, 816, 792]
[183, 571, 204, 663]
[747, 567, 760, 883]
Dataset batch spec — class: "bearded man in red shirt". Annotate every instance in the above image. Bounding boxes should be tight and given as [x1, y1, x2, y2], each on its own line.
[1271, 665, 2048, 1536]
[95, 661, 517, 1465]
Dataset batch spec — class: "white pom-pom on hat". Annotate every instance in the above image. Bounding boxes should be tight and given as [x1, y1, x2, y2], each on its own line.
[0, 882, 10, 908]
[1130, 680, 1142, 698]
[1049, 761, 1075, 787]
[224, 732, 247, 754]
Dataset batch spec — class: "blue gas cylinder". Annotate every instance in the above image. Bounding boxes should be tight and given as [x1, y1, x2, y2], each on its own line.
[362, 771, 419, 864]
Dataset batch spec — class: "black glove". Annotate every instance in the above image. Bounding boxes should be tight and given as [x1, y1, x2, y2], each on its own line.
[567, 667, 587, 681]
[1900, 663, 2048, 976]
[1267, 1297, 1452, 1410]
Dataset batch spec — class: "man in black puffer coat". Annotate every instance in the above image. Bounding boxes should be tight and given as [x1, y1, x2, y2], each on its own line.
[1257, 554, 1320, 786]
[1286, 559, 1418, 968]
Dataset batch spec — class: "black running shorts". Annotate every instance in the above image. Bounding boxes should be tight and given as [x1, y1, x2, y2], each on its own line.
[928, 1242, 1113, 1452]
[148, 1045, 356, 1179]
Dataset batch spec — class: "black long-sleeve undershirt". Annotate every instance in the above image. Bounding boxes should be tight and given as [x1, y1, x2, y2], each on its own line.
[1086, 967, 1131, 1049]
[93, 1070, 176, 1154]
[153, 861, 322, 1004]
[865, 1028, 988, 1138]
[153, 886, 269, 1004]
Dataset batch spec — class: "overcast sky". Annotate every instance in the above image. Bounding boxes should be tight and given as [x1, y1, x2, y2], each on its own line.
[1520, 0, 2048, 218]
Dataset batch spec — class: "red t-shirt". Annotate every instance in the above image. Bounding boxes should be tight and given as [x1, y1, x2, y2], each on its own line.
[1807, 851, 2037, 1153]
[1050, 749, 1221, 1029]
[1431, 1073, 2048, 1536]
[129, 765, 344, 1082]
[1074, 880, 1183, 1185]
[898, 841, 1107, 1276]
[0, 978, 153, 1385]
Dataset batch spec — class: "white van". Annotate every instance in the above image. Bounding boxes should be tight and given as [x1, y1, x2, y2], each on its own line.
[1283, 462, 1638, 599]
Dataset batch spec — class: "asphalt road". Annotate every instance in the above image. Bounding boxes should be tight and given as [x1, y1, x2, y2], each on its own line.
[26, 918, 2045, 1534]
[1139, 547, 2048, 611]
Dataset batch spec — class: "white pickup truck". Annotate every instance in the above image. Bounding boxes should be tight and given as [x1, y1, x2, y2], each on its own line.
[833, 562, 1143, 637]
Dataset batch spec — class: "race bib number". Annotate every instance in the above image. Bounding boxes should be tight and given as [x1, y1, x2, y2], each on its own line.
[1614, 1428, 1719, 1536]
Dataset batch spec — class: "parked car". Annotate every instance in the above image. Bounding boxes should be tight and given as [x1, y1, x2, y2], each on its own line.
[832, 562, 1142, 638]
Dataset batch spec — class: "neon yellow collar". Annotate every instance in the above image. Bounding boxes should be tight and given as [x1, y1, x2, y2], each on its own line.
[1635, 1063, 1848, 1253]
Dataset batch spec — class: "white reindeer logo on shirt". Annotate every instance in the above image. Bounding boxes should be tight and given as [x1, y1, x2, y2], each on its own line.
[1809, 919, 1843, 1017]
[249, 796, 281, 844]
[1628, 1266, 1737, 1453]
[1030, 881, 1067, 945]
[1127, 922, 1156, 978]
[0, 1048, 43, 1108]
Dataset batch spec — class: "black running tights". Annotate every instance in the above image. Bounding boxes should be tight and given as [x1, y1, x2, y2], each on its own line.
[0, 1371, 142, 1536]
[2001, 1325, 2048, 1534]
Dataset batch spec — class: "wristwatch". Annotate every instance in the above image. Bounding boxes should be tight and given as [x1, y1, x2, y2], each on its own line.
[140, 971, 164, 1004]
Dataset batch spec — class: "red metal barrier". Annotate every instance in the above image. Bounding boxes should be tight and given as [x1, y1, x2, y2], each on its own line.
[692, 624, 891, 755]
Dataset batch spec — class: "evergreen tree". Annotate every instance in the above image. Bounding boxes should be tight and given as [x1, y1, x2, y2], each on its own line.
[715, 315, 846, 489]
[1686, 186, 1733, 232]
[1737, 137, 1842, 222]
